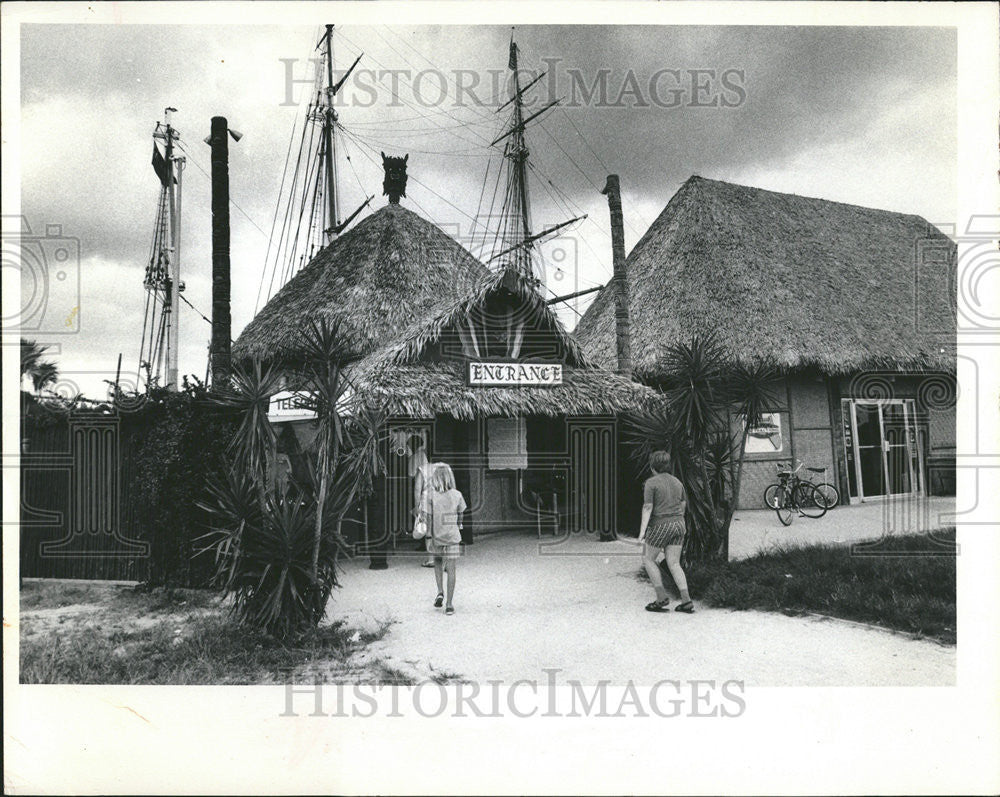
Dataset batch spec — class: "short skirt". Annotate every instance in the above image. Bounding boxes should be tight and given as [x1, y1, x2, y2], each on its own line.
[429, 539, 461, 560]
[644, 518, 686, 548]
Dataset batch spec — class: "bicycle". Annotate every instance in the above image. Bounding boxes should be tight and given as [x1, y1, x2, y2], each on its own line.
[800, 465, 840, 509]
[764, 461, 839, 510]
[763, 462, 828, 525]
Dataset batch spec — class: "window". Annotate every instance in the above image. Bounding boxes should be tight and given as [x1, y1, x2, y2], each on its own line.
[487, 417, 527, 470]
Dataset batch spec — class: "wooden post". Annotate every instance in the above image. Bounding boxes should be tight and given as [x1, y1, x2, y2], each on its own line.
[602, 175, 632, 377]
[209, 116, 233, 388]
[114, 352, 122, 401]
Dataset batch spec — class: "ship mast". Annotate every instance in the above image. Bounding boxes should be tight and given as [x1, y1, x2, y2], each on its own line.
[322, 24, 340, 244]
[489, 33, 584, 287]
[257, 25, 369, 308]
[141, 107, 185, 391]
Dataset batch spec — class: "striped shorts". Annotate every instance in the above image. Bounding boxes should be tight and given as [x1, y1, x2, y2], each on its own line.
[644, 518, 686, 548]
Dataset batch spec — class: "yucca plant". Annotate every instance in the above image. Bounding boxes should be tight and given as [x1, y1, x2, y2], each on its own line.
[213, 360, 283, 514]
[298, 316, 359, 615]
[197, 466, 262, 596]
[626, 335, 779, 562]
[203, 323, 385, 636]
[200, 483, 339, 638]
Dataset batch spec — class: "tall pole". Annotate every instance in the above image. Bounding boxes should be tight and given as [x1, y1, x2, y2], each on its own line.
[165, 117, 180, 391]
[172, 156, 185, 389]
[323, 24, 339, 244]
[602, 174, 632, 377]
[209, 115, 233, 388]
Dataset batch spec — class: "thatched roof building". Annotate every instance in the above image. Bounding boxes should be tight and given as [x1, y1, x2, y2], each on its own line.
[348, 268, 659, 419]
[234, 203, 489, 363]
[236, 200, 657, 420]
[575, 176, 956, 377]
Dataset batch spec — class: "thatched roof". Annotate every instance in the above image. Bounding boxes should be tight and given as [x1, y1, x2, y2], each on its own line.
[344, 267, 661, 419]
[365, 267, 591, 371]
[575, 176, 956, 377]
[233, 203, 489, 362]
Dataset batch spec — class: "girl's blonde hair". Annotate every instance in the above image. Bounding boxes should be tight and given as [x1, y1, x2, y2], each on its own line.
[430, 462, 456, 492]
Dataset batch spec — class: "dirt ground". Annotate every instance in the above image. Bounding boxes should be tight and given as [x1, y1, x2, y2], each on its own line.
[331, 528, 956, 687]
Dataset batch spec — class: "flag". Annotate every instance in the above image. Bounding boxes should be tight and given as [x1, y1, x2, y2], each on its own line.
[151, 144, 174, 186]
[508, 39, 518, 71]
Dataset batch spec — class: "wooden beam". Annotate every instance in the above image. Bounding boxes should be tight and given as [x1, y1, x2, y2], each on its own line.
[545, 284, 605, 305]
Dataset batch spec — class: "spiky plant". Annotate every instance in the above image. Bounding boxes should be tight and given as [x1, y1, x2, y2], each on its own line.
[722, 360, 781, 554]
[214, 360, 282, 513]
[626, 335, 779, 562]
[298, 316, 358, 614]
[199, 477, 339, 638]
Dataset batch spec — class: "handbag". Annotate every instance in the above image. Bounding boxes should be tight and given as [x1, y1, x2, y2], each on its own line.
[413, 515, 428, 540]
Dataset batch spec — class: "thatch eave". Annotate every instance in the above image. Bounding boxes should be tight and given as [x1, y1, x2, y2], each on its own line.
[349, 360, 661, 420]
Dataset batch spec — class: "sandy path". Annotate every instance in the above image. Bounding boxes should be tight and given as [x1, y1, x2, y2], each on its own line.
[329, 531, 955, 686]
[728, 495, 956, 560]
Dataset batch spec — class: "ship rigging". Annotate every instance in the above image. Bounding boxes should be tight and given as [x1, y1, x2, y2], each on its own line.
[139, 107, 185, 390]
[256, 24, 371, 311]
[477, 33, 585, 289]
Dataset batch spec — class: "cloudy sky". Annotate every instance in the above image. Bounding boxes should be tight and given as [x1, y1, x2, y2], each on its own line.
[17, 22, 956, 397]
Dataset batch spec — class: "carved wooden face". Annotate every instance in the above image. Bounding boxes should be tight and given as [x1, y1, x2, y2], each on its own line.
[381, 152, 409, 203]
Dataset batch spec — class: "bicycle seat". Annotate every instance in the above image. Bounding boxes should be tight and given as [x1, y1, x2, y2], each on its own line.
[806, 467, 826, 474]
[777, 471, 790, 478]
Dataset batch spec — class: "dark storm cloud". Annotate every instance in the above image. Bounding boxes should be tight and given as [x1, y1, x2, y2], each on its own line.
[18, 23, 956, 395]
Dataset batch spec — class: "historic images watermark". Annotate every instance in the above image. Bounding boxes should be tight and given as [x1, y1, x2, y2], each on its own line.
[3, 214, 82, 336]
[281, 58, 747, 111]
[951, 214, 1000, 334]
[281, 672, 747, 719]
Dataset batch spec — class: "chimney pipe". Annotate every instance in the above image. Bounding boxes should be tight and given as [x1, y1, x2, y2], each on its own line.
[602, 174, 632, 377]
[209, 116, 232, 387]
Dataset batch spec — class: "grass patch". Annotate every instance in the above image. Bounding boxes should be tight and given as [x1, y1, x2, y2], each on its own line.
[684, 528, 956, 644]
[19, 582, 399, 684]
[19, 580, 111, 610]
[19, 581, 220, 613]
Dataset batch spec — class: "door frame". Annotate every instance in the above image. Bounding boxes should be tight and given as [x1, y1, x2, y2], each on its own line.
[845, 398, 924, 503]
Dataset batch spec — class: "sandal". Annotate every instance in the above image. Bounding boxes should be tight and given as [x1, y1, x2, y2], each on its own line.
[445, 606, 455, 615]
[434, 593, 444, 608]
[645, 599, 670, 612]
[674, 601, 695, 614]
[421, 561, 435, 568]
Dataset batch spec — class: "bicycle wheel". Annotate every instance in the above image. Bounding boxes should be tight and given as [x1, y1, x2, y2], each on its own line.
[775, 488, 794, 526]
[814, 482, 840, 509]
[795, 483, 827, 519]
[763, 483, 782, 509]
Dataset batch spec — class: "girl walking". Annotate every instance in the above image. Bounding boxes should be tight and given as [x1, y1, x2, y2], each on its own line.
[638, 450, 694, 613]
[421, 463, 467, 615]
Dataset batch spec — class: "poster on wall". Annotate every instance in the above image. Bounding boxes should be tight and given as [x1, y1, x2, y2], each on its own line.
[744, 412, 784, 453]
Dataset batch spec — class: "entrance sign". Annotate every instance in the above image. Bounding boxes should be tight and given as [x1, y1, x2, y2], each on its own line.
[468, 361, 563, 387]
[268, 390, 317, 423]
